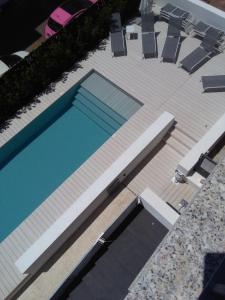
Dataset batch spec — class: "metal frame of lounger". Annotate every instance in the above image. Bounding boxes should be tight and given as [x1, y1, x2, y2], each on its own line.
[161, 17, 182, 63]
[201, 75, 225, 92]
[110, 13, 126, 57]
[179, 47, 212, 73]
[141, 13, 157, 58]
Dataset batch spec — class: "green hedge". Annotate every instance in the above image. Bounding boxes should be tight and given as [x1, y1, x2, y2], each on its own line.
[0, 0, 140, 126]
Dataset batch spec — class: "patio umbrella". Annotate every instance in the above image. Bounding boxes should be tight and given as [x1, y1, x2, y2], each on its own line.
[139, 0, 153, 15]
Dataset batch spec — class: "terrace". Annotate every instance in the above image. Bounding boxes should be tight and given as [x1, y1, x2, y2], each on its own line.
[1, 0, 225, 299]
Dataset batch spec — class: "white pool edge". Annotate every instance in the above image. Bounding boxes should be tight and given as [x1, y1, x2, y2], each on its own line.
[15, 111, 175, 275]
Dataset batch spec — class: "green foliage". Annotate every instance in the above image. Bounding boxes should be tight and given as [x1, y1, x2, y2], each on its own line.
[0, 0, 140, 126]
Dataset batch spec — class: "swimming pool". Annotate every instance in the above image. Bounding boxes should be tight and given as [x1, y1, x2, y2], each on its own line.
[0, 71, 141, 242]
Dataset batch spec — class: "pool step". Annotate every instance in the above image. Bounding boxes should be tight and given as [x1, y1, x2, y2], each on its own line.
[80, 72, 141, 120]
[76, 87, 127, 125]
[72, 100, 115, 135]
[75, 93, 122, 132]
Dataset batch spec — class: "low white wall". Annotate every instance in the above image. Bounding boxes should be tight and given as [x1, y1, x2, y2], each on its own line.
[140, 188, 179, 230]
[15, 112, 175, 275]
[177, 112, 225, 176]
[157, 0, 225, 31]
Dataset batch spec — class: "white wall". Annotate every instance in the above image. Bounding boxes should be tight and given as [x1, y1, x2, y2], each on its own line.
[177, 112, 225, 176]
[140, 188, 179, 230]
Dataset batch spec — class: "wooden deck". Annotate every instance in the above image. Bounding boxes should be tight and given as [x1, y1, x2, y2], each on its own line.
[1, 17, 225, 299]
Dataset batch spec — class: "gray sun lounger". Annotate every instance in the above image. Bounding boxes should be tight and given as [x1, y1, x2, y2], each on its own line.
[142, 32, 157, 58]
[193, 21, 224, 39]
[202, 75, 225, 92]
[110, 13, 126, 57]
[110, 31, 126, 57]
[111, 12, 122, 33]
[160, 3, 190, 27]
[179, 47, 211, 73]
[161, 17, 182, 63]
[141, 13, 154, 33]
[141, 13, 157, 58]
[179, 27, 221, 73]
[160, 3, 176, 17]
[193, 21, 211, 37]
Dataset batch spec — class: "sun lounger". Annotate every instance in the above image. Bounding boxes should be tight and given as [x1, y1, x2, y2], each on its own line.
[110, 31, 126, 57]
[179, 27, 221, 73]
[192, 21, 223, 39]
[161, 17, 182, 63]
[202, 27, 223, 48]
[160, 3, 190, 28]
[141, 13, 154, 33]
[142, 32, 157, 58]
[141, 13, 157, 58]
[111, 12, 122, 33]
[110, 13, 126, 57]
[160, 3, 176, 19]
[202, 75, 225, 92]
[193, 21, 210, 37]
[179, 47, 211, 73]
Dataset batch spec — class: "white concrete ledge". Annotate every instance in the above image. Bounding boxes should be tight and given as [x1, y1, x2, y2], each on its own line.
[177, 112, 225, 176]
[15, 112, 174, 274]
[140, 188, 179, 230]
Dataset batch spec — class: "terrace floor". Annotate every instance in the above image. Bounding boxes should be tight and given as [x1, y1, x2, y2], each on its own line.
[63, 206, 168, 300]
[1, 11, 225, 299]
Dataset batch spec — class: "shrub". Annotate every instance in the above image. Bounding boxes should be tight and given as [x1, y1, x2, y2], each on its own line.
[0, 0, 140, 126]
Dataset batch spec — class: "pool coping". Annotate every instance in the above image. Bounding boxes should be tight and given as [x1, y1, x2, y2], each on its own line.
[15, 112, 174, 274]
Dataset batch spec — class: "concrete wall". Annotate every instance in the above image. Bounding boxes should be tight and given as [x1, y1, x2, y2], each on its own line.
[157, 0, 225, 31]
[177, 112, 225, 176]
[140, 188, 179, 230]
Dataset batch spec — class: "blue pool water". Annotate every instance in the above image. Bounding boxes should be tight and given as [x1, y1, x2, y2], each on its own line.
[0, 76, 130, 242]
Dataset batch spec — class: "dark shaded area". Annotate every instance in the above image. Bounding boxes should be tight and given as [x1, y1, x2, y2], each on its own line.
[199, 253, 225, 300]
[208, 133, 225, 159]
[0, 0, 63, 55]
[52, 206, 168, 300]
[0, 53, 21, 67]
[47, 17, 63, 32]
[0, 0, 140, 127]
[62, 0, 92, 14]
